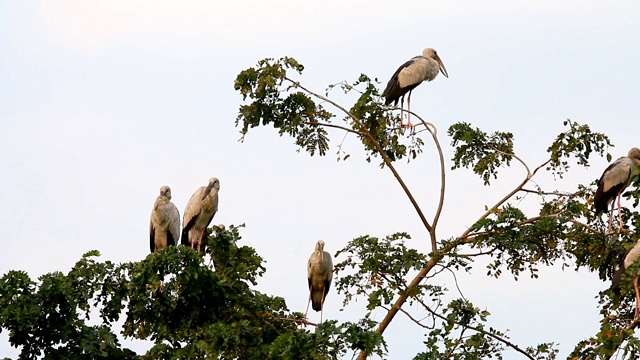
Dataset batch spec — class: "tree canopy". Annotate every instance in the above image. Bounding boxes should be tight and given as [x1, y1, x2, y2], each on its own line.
[2, 56, 640, 359]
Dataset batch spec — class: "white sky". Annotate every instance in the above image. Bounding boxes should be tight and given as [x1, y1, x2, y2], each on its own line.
[1, 1, 640, 358]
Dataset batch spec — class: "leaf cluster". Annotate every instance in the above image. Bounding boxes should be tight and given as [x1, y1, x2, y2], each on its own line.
[0, 225, 385, 359]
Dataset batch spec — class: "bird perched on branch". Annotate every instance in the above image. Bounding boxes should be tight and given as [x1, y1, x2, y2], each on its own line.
[305, 240, 333, 322]
[383, 48, 448, 128]
[594, 147, 640, 233]
[612, 240, 640, 319]
[149, 186, 180, 253]
[182, 178, 220, 252]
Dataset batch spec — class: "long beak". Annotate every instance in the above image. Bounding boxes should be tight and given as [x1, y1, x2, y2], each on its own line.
[201, 183, 214, 200]
[436, 55, 449, 78]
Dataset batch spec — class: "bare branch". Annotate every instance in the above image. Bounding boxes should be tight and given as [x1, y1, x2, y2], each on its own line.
[493, 148, 532, 177]
[304, 121, 366, 137]
[520, 188, 574, 196]
[285, 77, 434, 234]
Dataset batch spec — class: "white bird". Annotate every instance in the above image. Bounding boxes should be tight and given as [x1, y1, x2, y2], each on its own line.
[594, 147, 640, 234]
[383, 48, 448, 128]
[181, 178, 220, 252]
[305, 240, 333, 322]
[149, 186, 180, 253]
[612, 240, 640, 319]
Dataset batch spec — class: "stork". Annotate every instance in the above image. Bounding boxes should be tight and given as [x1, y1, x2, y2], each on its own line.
[305, 240, 333, 322]
[594, 147, 640, 234]
[149, 186, 180, 253]
[181, 177, 220, 252]
[612, 240, 640, 319]
[383, 48, 448, 128]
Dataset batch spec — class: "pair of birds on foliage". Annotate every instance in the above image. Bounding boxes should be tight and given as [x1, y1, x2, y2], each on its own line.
[149, 177, 334, 320]
[150, 177, 220, 253]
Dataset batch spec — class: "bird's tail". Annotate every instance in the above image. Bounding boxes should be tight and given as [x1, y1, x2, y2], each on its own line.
[181, 228, 190, 246]
[311, 289, 323, 312]
[611, 266, 625, 294]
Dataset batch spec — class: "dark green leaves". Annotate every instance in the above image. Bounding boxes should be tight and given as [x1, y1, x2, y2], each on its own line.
[546, 118, 612, 177]
[0, 225, 386, 359]
[234, 58, 426, 165]
[235, 57, 333, 156]
[448, 122, 514, 185]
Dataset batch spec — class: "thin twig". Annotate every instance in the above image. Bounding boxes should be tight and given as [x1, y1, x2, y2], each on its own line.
[414, 297, 536, 360]
[520, 188, 573, 196]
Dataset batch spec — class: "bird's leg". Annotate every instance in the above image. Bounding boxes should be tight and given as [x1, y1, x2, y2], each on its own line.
[406, 91, 413, 128]
[634, 276, 640, 320]
[189, 230, 196, 249]
[607, 200, 615, 235]
[400, 96, 405, 128]
[618, 193, 624, 233]
[197, 230, 205, 252]
[304, 285, 312, 318]
[320, 284, 326, 323]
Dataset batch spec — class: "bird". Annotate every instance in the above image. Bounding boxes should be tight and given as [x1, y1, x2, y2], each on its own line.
[594, 147, 640, 234]
[383, 48, 448, 128]
[181, 177, 220, 252]
[149, 186, 180, 253]
[305, 240, 333, 322]
[612, 240, 640, 319]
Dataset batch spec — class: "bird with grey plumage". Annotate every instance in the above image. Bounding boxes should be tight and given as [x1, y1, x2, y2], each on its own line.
[612, 240, 640, 319]
[181, 177, 220, 252]
[383, 48, 448, 128]
[594, 147, 640, 234]
[305, 240, 333, 323]
[149, 186, 180, 253]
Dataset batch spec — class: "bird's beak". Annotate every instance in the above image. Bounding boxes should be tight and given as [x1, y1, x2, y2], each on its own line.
[201, 182, 214, 200]
[436, 55, 449, 78]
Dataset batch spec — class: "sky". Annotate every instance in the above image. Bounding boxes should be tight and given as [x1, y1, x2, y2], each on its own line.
[1, 1, 640, 358]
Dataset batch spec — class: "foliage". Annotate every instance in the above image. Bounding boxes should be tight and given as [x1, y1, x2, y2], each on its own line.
[0, 225, 385, 359]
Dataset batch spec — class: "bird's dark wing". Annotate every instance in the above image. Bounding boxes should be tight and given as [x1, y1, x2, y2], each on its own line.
[323, 278, 331, 300]
[181, 215, 197, 246]
[383, 58, 416, 105]
[611, 252, 628, 292]
[150, 222, 156, 253]
[166, 230, 176, 247]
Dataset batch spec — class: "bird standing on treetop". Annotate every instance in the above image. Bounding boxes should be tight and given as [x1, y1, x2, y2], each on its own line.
[594, 147, 640, 234]
[305, 240, 333, 323]
[383, 48, 448, 128]
[612, 240, 640, 319]
[182, 177, 220, 252]
[149, 186, 180, 253]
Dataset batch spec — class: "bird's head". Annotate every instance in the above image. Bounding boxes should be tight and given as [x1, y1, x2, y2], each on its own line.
[202, 177, 220, 200]
[316, 240, 326, 260]
[160, 185, 172, 200]
[423, 48, 449, 78]
[629, 147, 640, 165]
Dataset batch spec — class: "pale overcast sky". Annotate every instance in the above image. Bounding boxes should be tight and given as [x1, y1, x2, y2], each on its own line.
[2, 1, 640, 358]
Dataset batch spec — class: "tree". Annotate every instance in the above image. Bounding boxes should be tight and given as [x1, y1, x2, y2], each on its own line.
[1, 56, 640, 359]
[233, 57, 640, 359]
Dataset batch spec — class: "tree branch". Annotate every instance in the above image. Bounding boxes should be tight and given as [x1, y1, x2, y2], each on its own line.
[286, 77, 434, 234]
[414, 297, 536, 360]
